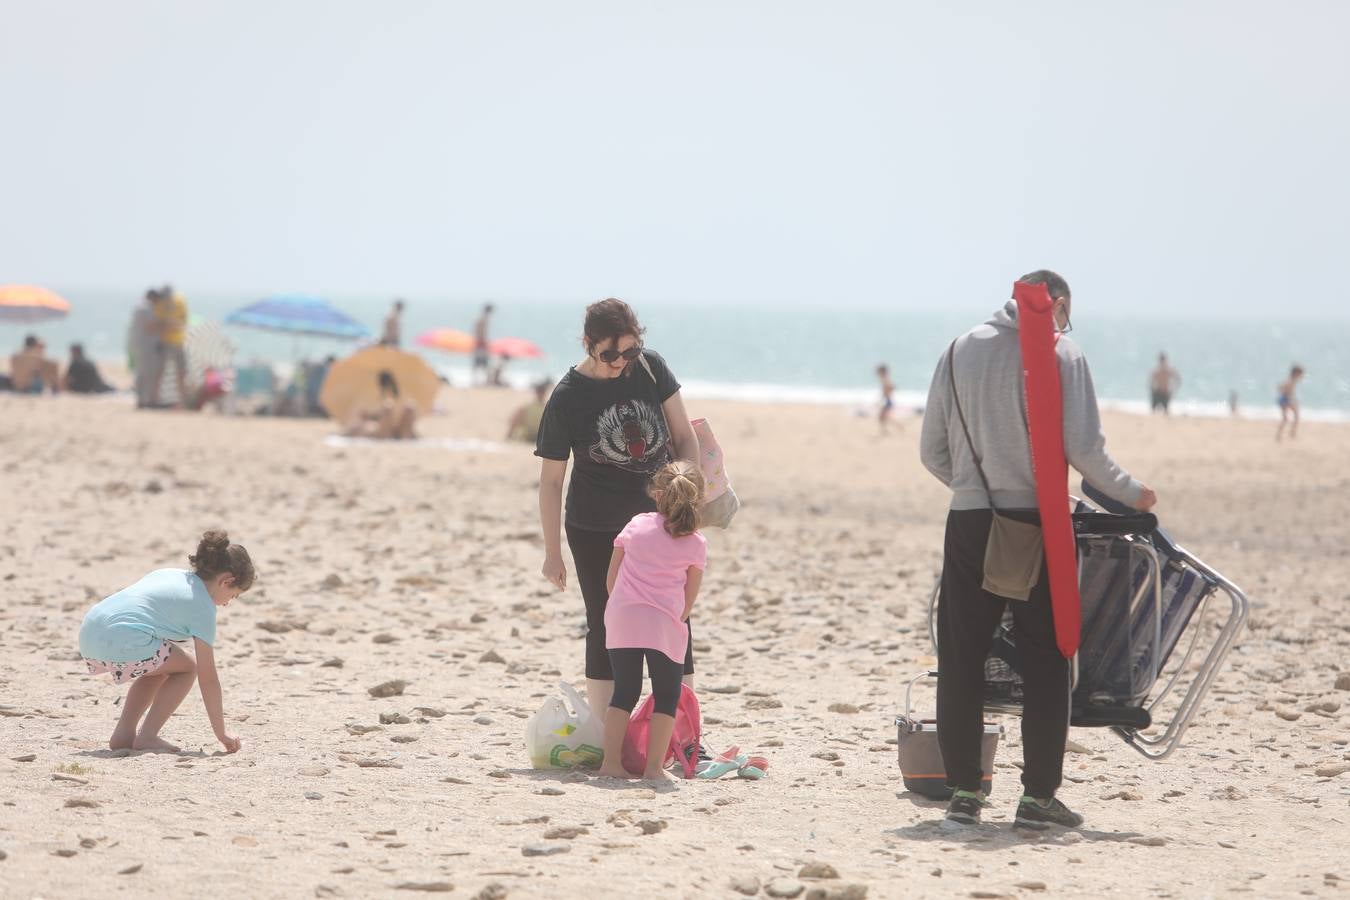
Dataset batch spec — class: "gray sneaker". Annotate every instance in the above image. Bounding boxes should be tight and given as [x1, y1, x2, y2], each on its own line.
[1014, 795, 1084, 830]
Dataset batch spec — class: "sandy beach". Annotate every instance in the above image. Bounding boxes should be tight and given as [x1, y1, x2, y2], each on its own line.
[2, 387, 1348, 899]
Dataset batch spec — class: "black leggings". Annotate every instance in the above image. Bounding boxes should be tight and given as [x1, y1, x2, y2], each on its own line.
[567, 524, 695, 680]
[609, 648, 685, 716]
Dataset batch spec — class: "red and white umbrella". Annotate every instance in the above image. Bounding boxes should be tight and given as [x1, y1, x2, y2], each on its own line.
[488, 336, 544, 359]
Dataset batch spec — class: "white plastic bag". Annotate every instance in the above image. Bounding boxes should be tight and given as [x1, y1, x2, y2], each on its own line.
[525, 682, 604, 770]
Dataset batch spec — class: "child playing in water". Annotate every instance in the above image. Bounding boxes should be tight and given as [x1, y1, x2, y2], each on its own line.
[79, 529, 254, 753]
[1276, 365, 1305, 442]
[596, 460, 706, 780]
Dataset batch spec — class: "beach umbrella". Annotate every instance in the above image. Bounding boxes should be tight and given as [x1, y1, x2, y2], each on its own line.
[186, 319, 235, 386]
[319, 345, 441, 423]
[0, 285, 71, 324]
[488, 336, 544, 359]
[415, 328, 476, 353]
[224, 294, 370, 340]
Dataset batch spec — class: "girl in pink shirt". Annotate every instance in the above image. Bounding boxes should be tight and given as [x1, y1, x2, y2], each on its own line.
[597, 460, 707, 780]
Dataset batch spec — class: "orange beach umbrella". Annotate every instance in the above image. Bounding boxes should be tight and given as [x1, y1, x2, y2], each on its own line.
[415, 328, 476, 354]
[319, 346, 442, 423]
[0, 285, 71, 323]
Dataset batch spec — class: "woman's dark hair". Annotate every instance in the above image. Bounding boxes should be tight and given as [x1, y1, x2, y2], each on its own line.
[582, 298, 644, 353]
[189, 529, 255, 592]
[377, 369, 399, 397]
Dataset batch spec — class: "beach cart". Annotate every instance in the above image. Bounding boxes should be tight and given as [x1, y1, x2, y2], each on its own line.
[901, 481, 1249, 790]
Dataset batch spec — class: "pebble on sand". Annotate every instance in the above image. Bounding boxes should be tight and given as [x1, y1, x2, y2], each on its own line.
[394, 881, 454, 892]
[799, 862, 839, 879]
[542, 826, 588, 840]
[1334, 673, 1350, 691]
[368, 680, 409, 699]
[480, 650, 507, 664]
[118, 863, 143, 875]
[730, 874, 760, 896]
[521, 843, 570, 857]
[805, 885, 868, 900]
[765, 878, 805, 899]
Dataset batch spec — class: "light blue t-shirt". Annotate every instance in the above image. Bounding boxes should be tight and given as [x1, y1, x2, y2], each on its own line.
[79, 568, 217, 663]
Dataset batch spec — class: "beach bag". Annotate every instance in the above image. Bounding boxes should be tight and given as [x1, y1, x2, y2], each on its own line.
[691, 417, 740, 528]
[637, 356, 740, 529]
[525, 682, 604, 770]
[620, 684, 702, 778]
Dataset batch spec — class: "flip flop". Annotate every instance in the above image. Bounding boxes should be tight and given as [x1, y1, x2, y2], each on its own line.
[736, 755, 769, 780]
[695, 746, 746, 780]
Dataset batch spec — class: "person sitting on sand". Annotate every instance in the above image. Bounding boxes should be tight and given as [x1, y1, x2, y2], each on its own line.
[9, 334, 61, 394]
[63, 343, 114, 394]
[343, 369, 417, 439]
[877, 363, 896, 434]
[1276, 365, 1305, 441]
[78, 529, 253, 753]
[506, 378, 552, 442]
[596, 460, 706, 781]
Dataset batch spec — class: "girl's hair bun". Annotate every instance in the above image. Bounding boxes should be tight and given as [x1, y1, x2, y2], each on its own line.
[189, 529, 256, 592]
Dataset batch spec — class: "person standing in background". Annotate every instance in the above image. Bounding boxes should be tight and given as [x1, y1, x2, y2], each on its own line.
[382, 299, 405, 347]
[1148, 353, 1181, 415]
[1275, 365, 1305, 441]
[129, 289, 161, 408]
[473, 303, 494, 385]
[148, 285, 189, 407]
[877, 363, 896, 434]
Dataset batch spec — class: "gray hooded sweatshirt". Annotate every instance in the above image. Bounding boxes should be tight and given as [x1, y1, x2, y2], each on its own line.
[920, 301, 1143, 511]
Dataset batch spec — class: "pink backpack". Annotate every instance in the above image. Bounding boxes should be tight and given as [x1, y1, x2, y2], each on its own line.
[620, 685, 702, 778]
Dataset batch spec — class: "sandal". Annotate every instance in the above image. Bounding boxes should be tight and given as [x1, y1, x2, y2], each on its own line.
[694, 746, 745, 780]
[736, 755, 768, 780]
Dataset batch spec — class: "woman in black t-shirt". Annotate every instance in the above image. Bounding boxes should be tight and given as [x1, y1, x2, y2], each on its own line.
[535, 299, 700, 716]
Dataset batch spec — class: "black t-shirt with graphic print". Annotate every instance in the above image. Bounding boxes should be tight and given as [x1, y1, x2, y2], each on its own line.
[535, 350, 680, 532]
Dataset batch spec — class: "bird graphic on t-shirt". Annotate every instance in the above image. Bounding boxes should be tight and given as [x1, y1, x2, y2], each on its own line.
[588, 399, 670, 473]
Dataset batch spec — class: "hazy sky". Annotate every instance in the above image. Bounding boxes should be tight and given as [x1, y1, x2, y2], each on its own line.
[3, 1, 1347, 314]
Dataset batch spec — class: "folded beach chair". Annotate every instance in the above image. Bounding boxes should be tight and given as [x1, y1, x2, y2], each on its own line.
[922, 482, 1249, 760]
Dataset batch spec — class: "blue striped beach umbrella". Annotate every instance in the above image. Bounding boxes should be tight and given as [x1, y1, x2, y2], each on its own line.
[224, 295, 371, 340]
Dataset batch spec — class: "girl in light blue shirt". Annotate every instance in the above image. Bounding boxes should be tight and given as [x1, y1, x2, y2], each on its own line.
[79, 529, 255, 754]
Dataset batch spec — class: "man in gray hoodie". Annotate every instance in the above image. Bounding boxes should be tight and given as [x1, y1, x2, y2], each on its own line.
[919, 269, 1156, 830]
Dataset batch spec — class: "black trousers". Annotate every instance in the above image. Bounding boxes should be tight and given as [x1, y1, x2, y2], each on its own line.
[609, 648, 685, 716]
[566, 524, 695, 680]
[936, 509, 1070, 798]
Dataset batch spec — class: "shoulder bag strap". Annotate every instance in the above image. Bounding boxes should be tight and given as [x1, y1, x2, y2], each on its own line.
[946, 341, 997, 510]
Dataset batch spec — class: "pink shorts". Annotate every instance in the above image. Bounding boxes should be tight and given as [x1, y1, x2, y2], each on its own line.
[84, 641, 173, 685]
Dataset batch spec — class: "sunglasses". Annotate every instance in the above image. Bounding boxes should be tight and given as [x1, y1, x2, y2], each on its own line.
[598, 345, 642, 364]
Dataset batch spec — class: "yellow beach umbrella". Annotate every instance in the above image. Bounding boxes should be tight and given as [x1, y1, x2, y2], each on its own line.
[319, 346, 441, 423]
[0, 285, 71, 323]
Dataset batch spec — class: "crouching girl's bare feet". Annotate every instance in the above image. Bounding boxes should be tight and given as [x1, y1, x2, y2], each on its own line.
[642, 767, 673, 782]
[132, 734, 181, 753]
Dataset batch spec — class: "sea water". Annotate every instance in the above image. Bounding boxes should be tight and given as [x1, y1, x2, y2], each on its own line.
[19, 288, 1350, 420]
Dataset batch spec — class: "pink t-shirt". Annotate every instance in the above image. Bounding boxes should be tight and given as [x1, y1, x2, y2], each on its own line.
[605, 512, 707, 665]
